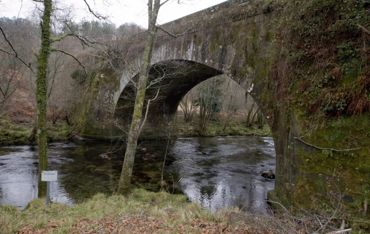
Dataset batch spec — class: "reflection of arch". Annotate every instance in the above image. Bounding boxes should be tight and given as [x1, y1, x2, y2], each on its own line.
[114, 59, 264, 136]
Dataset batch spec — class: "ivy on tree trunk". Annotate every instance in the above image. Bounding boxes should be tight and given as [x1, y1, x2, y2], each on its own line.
[36, 0, 52, 198]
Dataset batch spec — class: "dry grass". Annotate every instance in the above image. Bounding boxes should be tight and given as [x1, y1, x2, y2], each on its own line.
[0, 189, 293, 234]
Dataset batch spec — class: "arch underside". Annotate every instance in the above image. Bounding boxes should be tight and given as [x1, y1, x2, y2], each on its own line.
[114, 60, 224, 131]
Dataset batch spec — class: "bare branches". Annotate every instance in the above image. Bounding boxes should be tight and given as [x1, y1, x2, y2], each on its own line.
[51, 48, 87, 75]
[294, 137, 361, 153]
[139, 87, 161, 134]
[160, 0, 171, 7]
[0, 26, 34, 73]
[51, 31, 105, 49]
[0, 68, 18, 112]
[47, 52, 65, 98]
[156, 26, 188, 38]
[82, 0, 107, 20]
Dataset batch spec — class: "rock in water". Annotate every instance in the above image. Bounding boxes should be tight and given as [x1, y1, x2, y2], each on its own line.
[261, 170, 275, 179]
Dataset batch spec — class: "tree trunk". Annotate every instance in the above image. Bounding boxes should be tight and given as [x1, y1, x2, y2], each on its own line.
[245, 93, 255, 127]
[117, 0, 161, 195]
[36, 0, 52, 198]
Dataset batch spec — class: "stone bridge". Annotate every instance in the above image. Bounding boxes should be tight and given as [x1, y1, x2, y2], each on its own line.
[114, 0, 278, 129]
[83, 0, 370, 218]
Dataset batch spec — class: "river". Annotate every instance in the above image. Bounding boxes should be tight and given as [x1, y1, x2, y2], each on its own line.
[0, 136, 275, 214]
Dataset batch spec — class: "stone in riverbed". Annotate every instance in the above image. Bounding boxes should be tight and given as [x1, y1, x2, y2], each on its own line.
[261, 170, 275, 180]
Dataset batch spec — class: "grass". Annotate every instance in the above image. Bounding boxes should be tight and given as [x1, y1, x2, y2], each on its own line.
[0, 189, 287, 234]
[0, 118, 72, 146]
[174, 119, 272, 137]
[0, 119, 31, 145]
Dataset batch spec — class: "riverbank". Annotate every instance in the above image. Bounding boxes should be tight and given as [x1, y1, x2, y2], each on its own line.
[0, 119, 72, 146]
[0, 118, 271, 145]
[0, 189, 289, 234]
[175, 120, 271, 137]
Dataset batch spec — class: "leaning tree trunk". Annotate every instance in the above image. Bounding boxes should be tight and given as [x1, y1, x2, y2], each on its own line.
[117, 0, 161, 194]
[36, 0, 52, 198]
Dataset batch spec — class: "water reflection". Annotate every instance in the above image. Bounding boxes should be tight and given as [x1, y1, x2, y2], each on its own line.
[169, 137, 275, 214]
[0, 137, 276, 213]
[0, 145, 72, 207]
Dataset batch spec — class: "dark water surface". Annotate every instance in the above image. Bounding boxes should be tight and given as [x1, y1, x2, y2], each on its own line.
[0, 136, 275, 214]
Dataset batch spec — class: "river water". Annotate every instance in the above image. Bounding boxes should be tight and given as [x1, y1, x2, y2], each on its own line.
[0, 136, 275, 214]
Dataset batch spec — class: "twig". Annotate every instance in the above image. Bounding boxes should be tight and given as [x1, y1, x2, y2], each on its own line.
[0, 26, 34, 73]
[139, 88, 161, 134]
[267, 200, 290, 214]
[160, 135, 170, 191]
[82, 0, 107, 20]
[358, 24, 370, 35]
[157, 26, 189, 38]
[315, 201, 341, 233]
[160, 0, 171, 7]
[51, 48, 87, 75]
[326, 228, 352, 234]
[294, 137, 361, 153]
[51, 32, 104, 48]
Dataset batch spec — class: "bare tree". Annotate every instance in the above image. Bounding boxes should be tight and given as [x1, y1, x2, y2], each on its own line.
[245, 93, 256, 127]
[0, 0, 107, 198]
[196, 78, 222, 133]
[179, 90, 195, 122]
[221, 79, 238, 131]
[117, 0, 174, 194]
[0, 58, 19, 114]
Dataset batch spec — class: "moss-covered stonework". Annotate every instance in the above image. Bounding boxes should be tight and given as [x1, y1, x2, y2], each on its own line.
[83, 0, 369, 227]
[271, 0, 369, 228]
[72, 68, 122, 138]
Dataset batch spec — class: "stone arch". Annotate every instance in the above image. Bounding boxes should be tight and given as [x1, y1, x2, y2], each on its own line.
[113, 59, 269, 138]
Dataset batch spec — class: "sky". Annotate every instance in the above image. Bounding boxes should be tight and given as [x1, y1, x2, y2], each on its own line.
[0, 0, 227, 28]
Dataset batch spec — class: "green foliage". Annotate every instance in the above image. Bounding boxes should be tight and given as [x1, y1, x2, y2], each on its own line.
[0, 119, 31, 145]
[285, 0, 370, 118]
[0, 118, 71, 145]
[174, 118, 271, 137]
[337, 42, 362, 78]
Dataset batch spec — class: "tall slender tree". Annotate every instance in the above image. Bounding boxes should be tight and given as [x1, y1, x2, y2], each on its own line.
[0, 0, 103, 198]
[117, 0, 165, 194]
[36, 0, 53, 198]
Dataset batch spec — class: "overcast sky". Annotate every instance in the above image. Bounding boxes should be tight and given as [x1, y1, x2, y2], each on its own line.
[0, 0, 227, 27]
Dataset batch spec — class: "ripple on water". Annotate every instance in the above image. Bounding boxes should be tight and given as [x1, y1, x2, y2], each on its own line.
[0, 136, 276, 213]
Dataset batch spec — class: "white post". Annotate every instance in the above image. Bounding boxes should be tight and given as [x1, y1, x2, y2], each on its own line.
[41, 170, 58, 205]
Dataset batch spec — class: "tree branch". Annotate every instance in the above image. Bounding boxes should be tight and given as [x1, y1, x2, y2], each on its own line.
[157, 26, 189, 38]
[139, 88, 161, 134]
[82, 0, 107, 20]
[0, 26, 34, 73]
[51, 31, 104, 48]
[295, 137, 361, 152]
[358, 24, 370, 35]
[51, 48, 87, 75]
[160, 0, 171, 7]
[326, 229, 352, 234]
